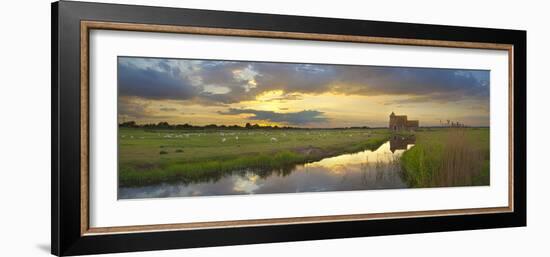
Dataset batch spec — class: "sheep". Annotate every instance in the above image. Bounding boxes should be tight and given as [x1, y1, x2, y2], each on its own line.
[221, 138, 226, 143]
[270, 137, 278, 142]
[235, 136, 239, 140]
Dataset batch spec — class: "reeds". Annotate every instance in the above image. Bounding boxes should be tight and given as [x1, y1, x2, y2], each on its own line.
[401, 128, 489, 188]
[436, 128, 485, 186]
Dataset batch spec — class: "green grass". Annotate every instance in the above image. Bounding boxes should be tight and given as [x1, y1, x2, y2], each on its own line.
[400, 128, 490, 187]
[118, 128, 391, 186]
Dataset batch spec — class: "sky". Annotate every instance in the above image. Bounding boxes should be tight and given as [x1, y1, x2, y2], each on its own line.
[117, 56, 490, 128]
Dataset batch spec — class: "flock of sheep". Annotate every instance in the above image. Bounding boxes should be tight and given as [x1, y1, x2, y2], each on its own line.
[120, 130, 371, 143]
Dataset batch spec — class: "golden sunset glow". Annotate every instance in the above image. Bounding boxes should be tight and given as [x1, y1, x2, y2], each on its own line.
[118, 57, 490, 127]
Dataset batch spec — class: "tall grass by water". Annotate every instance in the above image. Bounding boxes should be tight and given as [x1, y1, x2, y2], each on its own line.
[400, 128, 490, 187]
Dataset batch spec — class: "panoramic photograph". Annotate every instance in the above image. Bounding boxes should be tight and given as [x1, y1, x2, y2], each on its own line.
[117, 56, 490, 199]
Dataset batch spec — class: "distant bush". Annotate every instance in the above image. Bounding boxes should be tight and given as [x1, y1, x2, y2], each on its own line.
[159, 150, 168, 155]
[175, 149, 184, 153]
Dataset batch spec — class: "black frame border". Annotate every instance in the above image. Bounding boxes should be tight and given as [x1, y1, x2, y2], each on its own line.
[52, 1, 526, 256]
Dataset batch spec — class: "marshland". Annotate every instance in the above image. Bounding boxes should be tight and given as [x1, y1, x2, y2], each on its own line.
[118, 126, 489, 199]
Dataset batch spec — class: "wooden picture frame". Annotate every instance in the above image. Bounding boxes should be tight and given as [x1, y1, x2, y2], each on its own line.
[52, 1, 526, 256]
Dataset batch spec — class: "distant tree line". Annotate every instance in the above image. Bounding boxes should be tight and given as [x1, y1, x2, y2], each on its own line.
[119, 121, 371, 130]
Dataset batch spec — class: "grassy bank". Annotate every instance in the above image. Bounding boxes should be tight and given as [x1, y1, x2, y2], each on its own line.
[119, 128, 391, 186]
[400, 128, 490, 187]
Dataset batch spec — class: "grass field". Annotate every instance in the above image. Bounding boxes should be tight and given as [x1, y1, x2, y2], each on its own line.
[118, 128, 391, 186]
[119, 127, 490, 188]
[400, 128, 490, 187]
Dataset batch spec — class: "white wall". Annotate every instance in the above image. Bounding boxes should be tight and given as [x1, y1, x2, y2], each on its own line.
[0, 0, 547, 256]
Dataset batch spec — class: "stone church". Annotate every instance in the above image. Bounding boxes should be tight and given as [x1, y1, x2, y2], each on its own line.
[389, 112, 419, 131]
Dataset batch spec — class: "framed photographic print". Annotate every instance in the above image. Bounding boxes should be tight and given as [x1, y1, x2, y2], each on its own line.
[51, 1, 526, 256]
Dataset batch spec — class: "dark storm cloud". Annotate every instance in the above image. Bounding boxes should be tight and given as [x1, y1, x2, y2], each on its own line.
[218, 108, 328, 125]
[332, 67, 489, 103]
[197, 61, 249, 87]
[118, 57, 489, 105]
[336, 67, 488, 95]
[248, 63, 489, 104]
[118, 59, 199, 100]
[251, 63, 336, 94]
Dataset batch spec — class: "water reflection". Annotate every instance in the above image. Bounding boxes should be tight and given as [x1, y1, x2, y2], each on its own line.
[390, 135, 416, 153]
[119, 139, 416, 199]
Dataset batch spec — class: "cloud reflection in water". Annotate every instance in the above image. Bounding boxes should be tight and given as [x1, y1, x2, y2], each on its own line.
[118, 141, 414, 199]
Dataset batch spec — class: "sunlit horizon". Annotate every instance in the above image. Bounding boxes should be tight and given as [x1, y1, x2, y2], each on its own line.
[118, 57, 490, 128]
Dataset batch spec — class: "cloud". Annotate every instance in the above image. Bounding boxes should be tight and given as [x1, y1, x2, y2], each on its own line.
[218, 108, 328, 125]
[118, 58, 255, 104]
[118, 58, 200, 100]
[250, 63, 336, 95]
[256, 92, 304, 102]
[118, 96, 151, 120]
[118, 57, 490, 106]
[118, 96, 180, 122]
[332, 67, 490, 103]
[159, 107, 177, 112]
